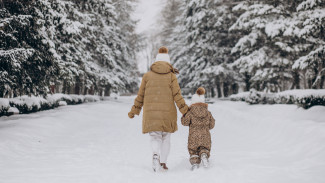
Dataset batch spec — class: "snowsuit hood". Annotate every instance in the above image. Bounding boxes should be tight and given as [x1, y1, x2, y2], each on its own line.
[190, 103, 209, 118]
[150, 61, 179, 74]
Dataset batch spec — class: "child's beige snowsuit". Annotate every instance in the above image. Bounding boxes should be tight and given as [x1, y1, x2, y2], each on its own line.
[181, 103, 215, 164]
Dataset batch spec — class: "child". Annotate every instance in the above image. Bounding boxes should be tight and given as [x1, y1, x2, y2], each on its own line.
[181, 87, 215, 170]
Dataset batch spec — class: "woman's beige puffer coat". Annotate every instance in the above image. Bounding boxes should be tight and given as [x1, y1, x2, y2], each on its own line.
[129, 61, 188, 134]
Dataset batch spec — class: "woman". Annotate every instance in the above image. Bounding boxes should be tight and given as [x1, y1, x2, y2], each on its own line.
[128, 46, 188, 172]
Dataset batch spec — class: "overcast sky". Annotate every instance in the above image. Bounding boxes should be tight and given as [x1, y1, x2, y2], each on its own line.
[133, 0, 165, 34]
[133, 0, 166, 73]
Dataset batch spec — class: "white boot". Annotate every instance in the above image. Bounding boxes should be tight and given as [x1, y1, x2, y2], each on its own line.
[152, 154, 160, 172]
[190, 155, 200, 171]
[201, 153, 209, 168]
[191, 163, 199, 171]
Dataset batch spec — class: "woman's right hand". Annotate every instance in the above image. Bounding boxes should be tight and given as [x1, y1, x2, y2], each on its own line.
[128, 111, 135, 119]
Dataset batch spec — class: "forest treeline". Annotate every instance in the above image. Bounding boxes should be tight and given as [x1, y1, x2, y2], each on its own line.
[0, 0, 139, 97]
[1, 0, 324, 98]
[157, 0, 325, 97]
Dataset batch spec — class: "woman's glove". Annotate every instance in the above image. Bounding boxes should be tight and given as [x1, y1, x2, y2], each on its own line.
[128, 111, 135, 119]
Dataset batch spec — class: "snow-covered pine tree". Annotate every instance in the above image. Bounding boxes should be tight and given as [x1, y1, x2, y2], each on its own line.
[1, 0, 139, 97]
[230, 0, 295, 92]
[71, 0, 138, 95]
[73, 0, 128, 95]
[34, 0, 86, 94]
[166, 0, 188, 74]
[255, 0, 325, 89]
[158, 0, 183, 47]
[0, 0, 57, 97]
[292, 0, 325, 89]
[168, 0, 242, 97]
[110, 0, 139, 93]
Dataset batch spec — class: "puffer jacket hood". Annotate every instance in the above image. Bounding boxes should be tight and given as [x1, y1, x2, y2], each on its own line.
[150, 61, 179, 74]
[190, 103, 209, 118]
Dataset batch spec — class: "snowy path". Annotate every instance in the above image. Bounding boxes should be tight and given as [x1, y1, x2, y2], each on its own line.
[1, 97, 325, 183]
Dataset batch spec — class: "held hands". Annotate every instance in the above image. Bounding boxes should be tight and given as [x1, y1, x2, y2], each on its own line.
[182, 107, 190, 117]
[128, 111, 135, 119]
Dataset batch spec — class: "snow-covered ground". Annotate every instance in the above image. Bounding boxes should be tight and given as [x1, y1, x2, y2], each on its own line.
[1, 97, 325, 183]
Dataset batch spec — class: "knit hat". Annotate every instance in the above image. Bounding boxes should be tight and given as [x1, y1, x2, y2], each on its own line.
[155, 46, 170, 63]
[191, 87, 205, 104]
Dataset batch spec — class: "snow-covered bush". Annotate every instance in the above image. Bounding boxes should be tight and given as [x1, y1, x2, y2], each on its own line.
[109, 93, 120, 100]
[45, 94, 61, 108]
[9, 96, 48, 114]
[0, 98, 10, 116]
[68, 95, 84, 105]
[230, 92, 250, 102]
[46, 94, 79, 105]
[229, 89, 325, 109]
[46, 94, 100, 105]
[0, 93, 104, 117]
[58, 101, 67, 106]
[296, 96, 325, 109]
[8, 107, 19, 115]
[84, 95, 100, 102]
[234, 89, 276, 105]
[276, 90, 325, 109]
[246, 89, 263, 104]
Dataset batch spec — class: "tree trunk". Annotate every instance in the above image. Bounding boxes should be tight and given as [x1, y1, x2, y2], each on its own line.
[320, 75, 325, 89]
[68, 85, 73, 94]
[300, 70, 307, 89]
[0, 90, 4, 98]
[312, 66, 319, 89]
[75, 82, 80, 95]
[104, 86, 110, 96]
[223, 83, 229, 97]
[244, 72, 251, 91]
[62, 80, 67, 94]
[210, 87, 216, 98]
[89, 86, 94, 95]
[220, 82, 225, 98]
[216, 83, 222, 98]
[231, 83, 238, 95]
[83, 88, 88, 95]
[291, 71, 300, 89]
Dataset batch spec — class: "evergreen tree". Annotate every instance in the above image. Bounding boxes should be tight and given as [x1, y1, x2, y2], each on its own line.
[253, 0, 325, 89]
[290, 0, 325, 89]
[158, 0, 183, 47]
[0, 0, 57, 97]
[168, 0, 242, 97]
[230, 1, 296, 92]
[0, 0, 139, 97]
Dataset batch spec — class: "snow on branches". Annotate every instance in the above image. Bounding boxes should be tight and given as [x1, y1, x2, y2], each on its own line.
[0, 0, 139, 97]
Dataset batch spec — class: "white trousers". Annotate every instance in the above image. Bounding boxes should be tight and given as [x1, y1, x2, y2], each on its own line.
[149, 131, 171, 164]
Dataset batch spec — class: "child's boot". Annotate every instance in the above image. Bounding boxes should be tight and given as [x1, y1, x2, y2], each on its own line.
[152, 154, 160, 172]
[200, 153, 209, 168]
[190, 155, 200, 171]
[191, 163, 199, 171]
[160, 163, 168, 171]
